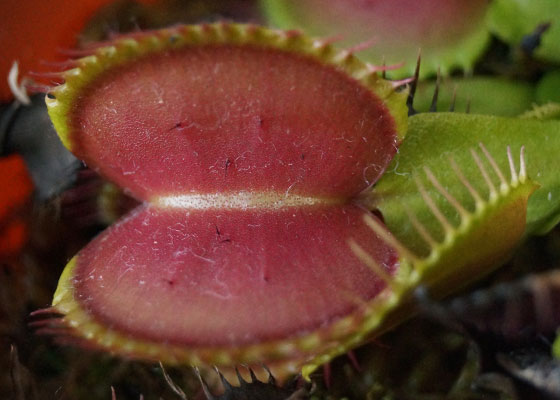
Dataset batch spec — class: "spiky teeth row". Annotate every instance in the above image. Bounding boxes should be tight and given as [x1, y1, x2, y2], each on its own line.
[356, 145, 534, 289]
[298, 146, 536, 377]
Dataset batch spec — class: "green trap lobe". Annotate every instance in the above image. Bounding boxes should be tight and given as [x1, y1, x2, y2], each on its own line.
[262, 0, 490, 78]
[373, 113, 560, 247]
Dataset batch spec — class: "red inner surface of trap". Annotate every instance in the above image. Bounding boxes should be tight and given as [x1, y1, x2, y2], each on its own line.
[70, 45, 398, 200]
[75, 205, 397, 345]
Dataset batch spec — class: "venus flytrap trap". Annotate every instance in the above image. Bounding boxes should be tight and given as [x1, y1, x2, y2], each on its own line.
[374, 112, 560, 243]
[260, 0, 491, 79]
[37, 23, 409, 380]
[344, 146, 536, 337]
[32, 22, 558, 385]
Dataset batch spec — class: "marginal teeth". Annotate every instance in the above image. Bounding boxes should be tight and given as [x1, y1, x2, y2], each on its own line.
[519, 146, 527, 180]
[194, 367, 215, 400]
[362, 214, 420, 264]
[159, 362, 188, 399]
[479, 142, 508, 192]
[423, 166, 469, 220]
[415, 175, 454, 235]
[389, 77, 415, 90]
[346, 38, 378, 54]
[507, 146, 518, 184]
[403, 205, 438, 248]
[9, 61, 47, 101]
[471, 148, 498, 200]
[353, 146, 530, 267]
[348, 238, 397, 289]
[449, 155, 484, 207]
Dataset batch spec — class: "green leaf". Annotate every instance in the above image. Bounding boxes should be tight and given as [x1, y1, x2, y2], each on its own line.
[536, 70, 560, 104]
[372, 113, 560, 253]
[414, 77, 535, 116]
[303, 125, 537, 378]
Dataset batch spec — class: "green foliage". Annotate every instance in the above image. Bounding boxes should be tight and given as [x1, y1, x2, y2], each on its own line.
[302, 131, 537, 378]
[414, 77, 536, 116]
[487, 0, 560, 62]
[260, 0, 491, 78]
[536, 70, 560, 104]
[373, 113, 560, 246]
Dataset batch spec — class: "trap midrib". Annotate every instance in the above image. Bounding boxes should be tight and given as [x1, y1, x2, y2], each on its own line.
[151, 191, 348, 210]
